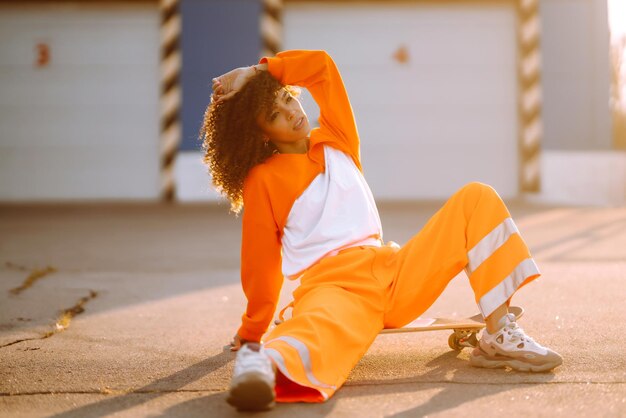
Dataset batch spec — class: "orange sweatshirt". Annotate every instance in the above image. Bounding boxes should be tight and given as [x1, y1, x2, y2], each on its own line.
[237, 50, 382, 342]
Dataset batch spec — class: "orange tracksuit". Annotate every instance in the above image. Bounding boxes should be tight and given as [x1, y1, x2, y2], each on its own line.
[236, 50, 540, 402]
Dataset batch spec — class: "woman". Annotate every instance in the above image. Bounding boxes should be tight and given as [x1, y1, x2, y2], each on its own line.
[202, 50, 562, 412]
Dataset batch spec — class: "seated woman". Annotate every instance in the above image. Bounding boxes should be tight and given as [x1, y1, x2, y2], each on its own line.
[202, 49, 562, 411]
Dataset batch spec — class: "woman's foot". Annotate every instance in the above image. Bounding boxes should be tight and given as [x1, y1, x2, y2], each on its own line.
[470, 313, 563, 372]
[226, 343, 276, 411]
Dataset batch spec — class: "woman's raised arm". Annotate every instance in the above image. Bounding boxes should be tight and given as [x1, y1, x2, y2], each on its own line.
[260, 50, 361, 169]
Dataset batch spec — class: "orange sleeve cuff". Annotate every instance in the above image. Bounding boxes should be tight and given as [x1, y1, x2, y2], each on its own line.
[259, 55, 284, 83]
[237, 323, 265, 343]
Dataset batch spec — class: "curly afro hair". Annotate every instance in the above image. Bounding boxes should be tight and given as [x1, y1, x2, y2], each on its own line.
[200, 70, 294, 214]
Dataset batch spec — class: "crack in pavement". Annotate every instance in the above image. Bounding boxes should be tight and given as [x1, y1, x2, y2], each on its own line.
[0, 290, 98, 349]
[6, 262, 57, 295]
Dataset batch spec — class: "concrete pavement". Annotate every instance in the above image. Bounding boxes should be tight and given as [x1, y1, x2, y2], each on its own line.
[1, 201, 625, 417]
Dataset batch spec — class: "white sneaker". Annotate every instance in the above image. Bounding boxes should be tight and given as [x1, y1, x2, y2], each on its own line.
[226, 343, 276, 411]
[470, 313, 563, 372]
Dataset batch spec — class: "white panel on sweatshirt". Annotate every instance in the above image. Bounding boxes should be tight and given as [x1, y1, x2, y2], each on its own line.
[281, 145, 383, 279]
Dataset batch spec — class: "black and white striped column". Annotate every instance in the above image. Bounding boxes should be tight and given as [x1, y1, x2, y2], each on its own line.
[517, 0, 542, 193]
[260, 0, 283, 58]
[159, 0, 181, 202]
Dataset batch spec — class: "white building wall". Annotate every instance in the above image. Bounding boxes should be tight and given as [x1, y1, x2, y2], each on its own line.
[3, 2, 620, 205]
[540, 0, 612, 151]
[536, 0, 626, 206]
[531, 151, 626, 206]
[0, 3, 161, 201]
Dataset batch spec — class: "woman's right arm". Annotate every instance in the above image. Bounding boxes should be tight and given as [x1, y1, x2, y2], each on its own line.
[235, 168, 284, 345]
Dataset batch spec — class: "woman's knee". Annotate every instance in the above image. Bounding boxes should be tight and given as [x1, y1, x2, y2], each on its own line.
[459, 181, 497, 198]
[452, 182, 502, 208]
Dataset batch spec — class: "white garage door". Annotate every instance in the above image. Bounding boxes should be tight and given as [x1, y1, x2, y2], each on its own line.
[0, 3, 160, 201]
[284, 2, 518, 199]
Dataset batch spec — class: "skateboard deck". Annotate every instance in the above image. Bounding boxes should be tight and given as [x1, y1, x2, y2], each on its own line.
[380, 306, 524, 350]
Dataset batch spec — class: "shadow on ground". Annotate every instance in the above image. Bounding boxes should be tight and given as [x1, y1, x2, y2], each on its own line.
[47, 350, 555, 418]
[46, 349, 233, 418]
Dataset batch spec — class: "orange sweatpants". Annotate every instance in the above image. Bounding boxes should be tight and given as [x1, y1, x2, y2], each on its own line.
[263, 182, 541, 402]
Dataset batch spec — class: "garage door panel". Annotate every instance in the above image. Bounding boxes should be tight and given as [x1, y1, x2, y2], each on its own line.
[362, 145, 515, 200]
[344, 72, 514, 107]
[0, 10, 157, 66]
[355, 104, 515, 147]
[1, 71, 158, 107]
[286, 4, 515, 68]
[0, 146, 158, 200]
[0, 103, 159, 147]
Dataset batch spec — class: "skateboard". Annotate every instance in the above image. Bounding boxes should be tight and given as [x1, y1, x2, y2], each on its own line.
[380, 306, 524, 351]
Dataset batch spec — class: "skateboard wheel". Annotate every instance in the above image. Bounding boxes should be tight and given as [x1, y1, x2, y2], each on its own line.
[448, 333, 463, 351]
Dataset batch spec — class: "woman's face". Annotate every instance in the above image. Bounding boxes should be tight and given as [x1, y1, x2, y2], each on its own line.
[257, 88, 310, 147]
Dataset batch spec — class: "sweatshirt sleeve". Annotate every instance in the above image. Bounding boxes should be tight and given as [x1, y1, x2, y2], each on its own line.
[236, 168, 284, 342]
[260, 50, 362, 171]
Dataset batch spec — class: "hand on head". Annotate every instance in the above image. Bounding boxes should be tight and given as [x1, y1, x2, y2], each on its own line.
[211, 66, 256, 104]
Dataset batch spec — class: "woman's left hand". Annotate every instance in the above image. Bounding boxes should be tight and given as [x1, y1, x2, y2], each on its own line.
[229, 333, 255, 352]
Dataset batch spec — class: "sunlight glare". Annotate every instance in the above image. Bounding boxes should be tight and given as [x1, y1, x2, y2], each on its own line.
[608, 0, 626, 35]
